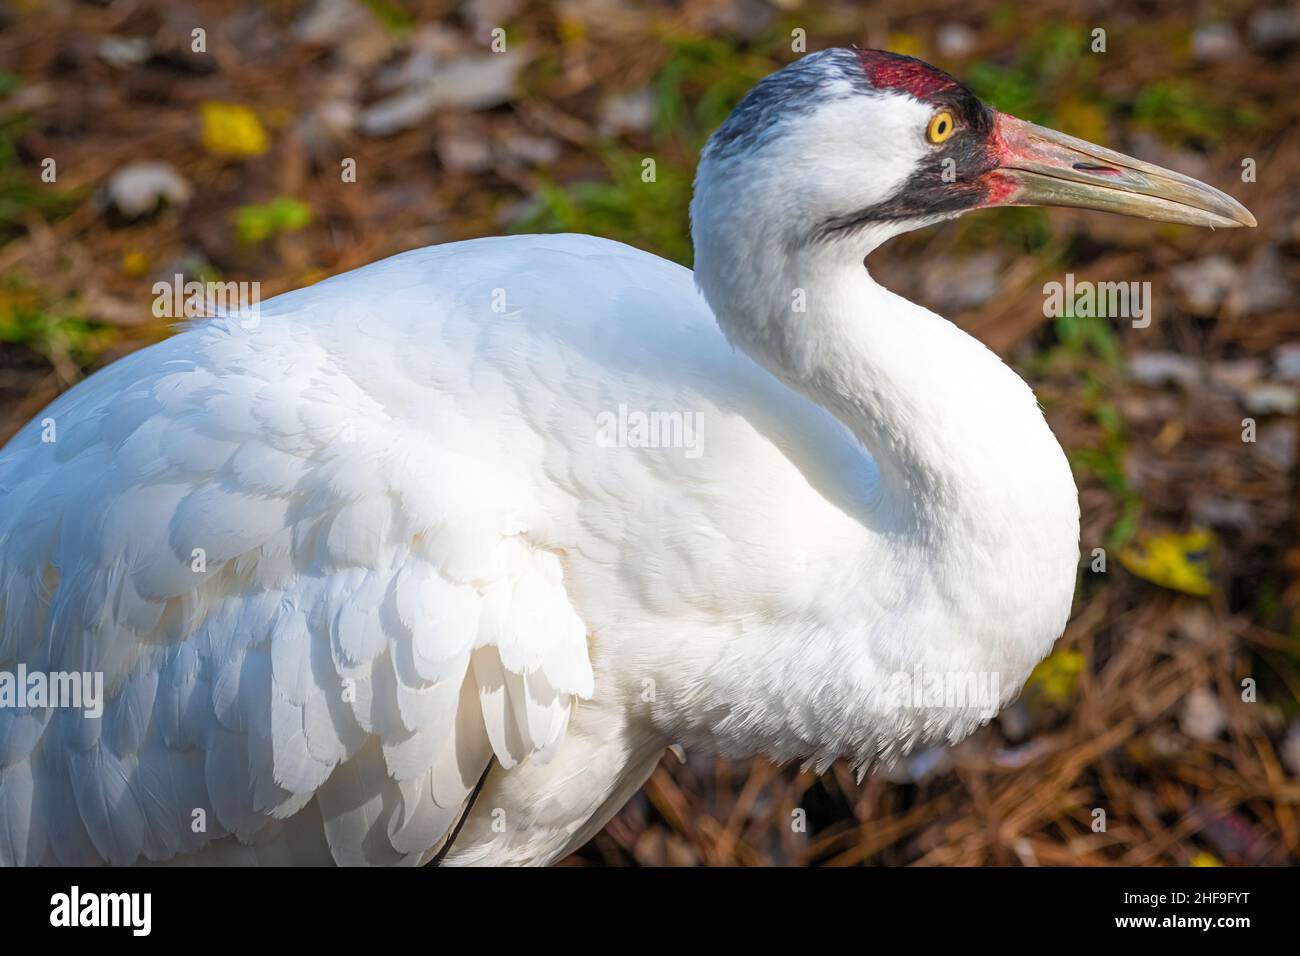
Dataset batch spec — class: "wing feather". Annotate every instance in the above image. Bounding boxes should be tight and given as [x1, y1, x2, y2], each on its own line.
[0, 761, 44, 866]
[0, 239, 605, 866]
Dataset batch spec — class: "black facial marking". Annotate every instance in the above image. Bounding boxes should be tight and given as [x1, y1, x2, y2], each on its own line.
[816, 87, 999, 241]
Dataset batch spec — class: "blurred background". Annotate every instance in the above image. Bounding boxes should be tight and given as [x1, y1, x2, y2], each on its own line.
[0, 0, 1297, 865]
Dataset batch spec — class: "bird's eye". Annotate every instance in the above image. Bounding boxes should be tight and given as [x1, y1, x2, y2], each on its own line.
[927, 111, 955, 144]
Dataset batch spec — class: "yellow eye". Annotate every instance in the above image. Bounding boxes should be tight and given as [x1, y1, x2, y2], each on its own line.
[927, 111, 955, 144]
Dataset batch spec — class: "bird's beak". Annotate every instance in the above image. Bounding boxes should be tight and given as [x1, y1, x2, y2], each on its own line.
[983, 113, 1256, 229]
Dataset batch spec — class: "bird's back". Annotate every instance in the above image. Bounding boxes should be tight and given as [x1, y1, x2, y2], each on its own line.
[0, 234, 877, 865]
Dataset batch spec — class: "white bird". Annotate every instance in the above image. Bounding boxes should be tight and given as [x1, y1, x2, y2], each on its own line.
[0, 49, 1253, 866]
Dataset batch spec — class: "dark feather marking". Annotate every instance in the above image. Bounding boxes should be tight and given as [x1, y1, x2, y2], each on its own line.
[428, 755, 494, 866]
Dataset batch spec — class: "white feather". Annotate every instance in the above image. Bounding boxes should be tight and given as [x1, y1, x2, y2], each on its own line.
[0, 56, 1086, 862]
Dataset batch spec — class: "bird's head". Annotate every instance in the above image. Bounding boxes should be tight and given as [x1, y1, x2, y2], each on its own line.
[691, 48, 1254, 309]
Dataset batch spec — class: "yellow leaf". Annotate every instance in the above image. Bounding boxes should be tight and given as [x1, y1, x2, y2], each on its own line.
[200, 102, 268, 158]
[558, 17, 587, 44]
[1025, 649, 1085, 707]
[1119, 528, 1215, 596]
[121, 250, 149, 278]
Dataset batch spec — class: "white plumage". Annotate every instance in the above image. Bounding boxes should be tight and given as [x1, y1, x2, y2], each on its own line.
[0, 49, 1252, 866]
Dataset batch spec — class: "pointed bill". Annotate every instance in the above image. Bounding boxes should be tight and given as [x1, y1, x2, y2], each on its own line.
[983, 114, 1256, 229]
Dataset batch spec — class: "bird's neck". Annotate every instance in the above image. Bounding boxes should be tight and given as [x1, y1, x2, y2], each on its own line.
[710, 243, 1068, 525]
[693, 240, 1080, 767]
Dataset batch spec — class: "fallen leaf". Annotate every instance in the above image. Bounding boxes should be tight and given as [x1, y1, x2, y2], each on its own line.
[103, 161, 192, 218]
[200, 102, 269, 158]
[1025, 649, 1086, 708]
[1120, 528, 1216, 596]
[233, 198, 312, 244]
